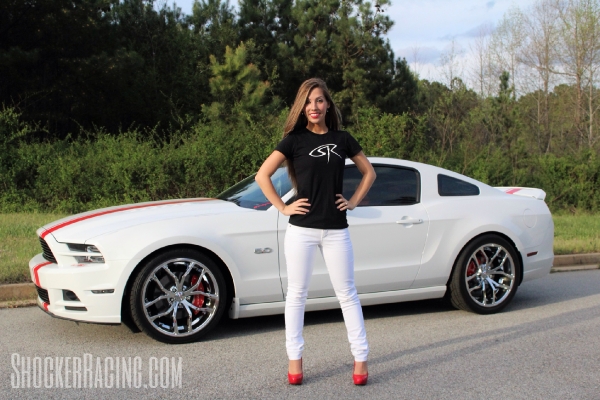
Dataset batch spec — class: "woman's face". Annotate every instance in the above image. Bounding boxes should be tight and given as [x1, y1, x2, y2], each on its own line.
[304, 87, 329, 127]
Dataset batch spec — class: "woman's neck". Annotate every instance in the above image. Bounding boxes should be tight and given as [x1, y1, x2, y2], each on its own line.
[306, 122, 328, 134]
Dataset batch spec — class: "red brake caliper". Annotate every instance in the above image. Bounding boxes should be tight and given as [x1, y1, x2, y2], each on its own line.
[190, 275, 205, 315]
[468, 252, 486, 276]
[467, 260, 477, 276]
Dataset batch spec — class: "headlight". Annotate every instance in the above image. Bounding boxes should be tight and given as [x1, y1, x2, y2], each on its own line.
[66, 243, 105, 264]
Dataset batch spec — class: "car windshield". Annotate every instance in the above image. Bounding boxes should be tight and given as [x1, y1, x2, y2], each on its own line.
[217, 167, 293, 210]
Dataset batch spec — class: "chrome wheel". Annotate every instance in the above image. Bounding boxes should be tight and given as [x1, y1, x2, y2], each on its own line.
[140, 257, 220, 338]
[448, 234, 521, 314]
[464, 244, 516, 307]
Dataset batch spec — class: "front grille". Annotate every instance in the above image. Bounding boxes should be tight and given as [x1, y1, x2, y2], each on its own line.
[39, 237, 57, 263]
[36, 286, 50, 304]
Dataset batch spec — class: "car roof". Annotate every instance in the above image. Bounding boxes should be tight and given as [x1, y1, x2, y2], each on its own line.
[350, 157, 482, 184]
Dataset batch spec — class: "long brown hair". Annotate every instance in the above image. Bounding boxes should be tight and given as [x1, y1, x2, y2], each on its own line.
[283, 78, 342, 192]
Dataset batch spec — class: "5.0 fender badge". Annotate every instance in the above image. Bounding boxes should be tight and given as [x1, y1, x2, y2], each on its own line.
[254, 248, 273, 254]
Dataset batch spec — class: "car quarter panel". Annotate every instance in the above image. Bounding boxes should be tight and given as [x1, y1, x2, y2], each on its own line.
[412, 197, 524, 288]
[407, 161, 553, 288]
[413, 195, 553, 288]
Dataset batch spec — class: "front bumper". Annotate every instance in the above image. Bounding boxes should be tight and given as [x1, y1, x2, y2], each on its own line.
[35, 295, 120, 325]
[29, 252, 124, 324]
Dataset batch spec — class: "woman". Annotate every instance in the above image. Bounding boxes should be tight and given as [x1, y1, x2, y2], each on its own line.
[255, 78, 376, 385]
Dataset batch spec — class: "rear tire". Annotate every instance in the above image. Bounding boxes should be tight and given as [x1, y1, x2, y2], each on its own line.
[129, 248, 227, 344]
[448, 234, 521, 314]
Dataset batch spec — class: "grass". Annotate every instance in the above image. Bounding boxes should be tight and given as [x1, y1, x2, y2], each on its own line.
[0, 212, 598, 285]
[552, 212, 600, 255]
[0, 213, 66, 284]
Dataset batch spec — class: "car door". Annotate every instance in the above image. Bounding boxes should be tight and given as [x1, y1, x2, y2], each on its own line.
[217, 168, 292, 304]
[278, 163, 430, 298]
[345, 164, 430, 293]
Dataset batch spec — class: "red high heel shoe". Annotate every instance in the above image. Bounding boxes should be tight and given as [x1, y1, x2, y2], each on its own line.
[353, 361, 368, 385]
[288, 359, 303, 385]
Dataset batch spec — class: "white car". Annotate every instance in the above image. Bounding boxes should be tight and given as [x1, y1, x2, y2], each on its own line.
[29, 157, 554, 343]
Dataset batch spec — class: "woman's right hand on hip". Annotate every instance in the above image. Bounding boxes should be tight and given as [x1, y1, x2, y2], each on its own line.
[281, 198, 310, 216]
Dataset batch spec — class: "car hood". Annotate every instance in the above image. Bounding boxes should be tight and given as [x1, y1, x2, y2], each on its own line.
[38, 198, 251, 243]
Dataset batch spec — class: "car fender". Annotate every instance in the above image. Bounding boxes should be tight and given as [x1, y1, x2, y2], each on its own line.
[88, 219, 243, 305]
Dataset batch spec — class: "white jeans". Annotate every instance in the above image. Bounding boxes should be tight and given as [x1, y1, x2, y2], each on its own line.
[284, 224, 369, 362]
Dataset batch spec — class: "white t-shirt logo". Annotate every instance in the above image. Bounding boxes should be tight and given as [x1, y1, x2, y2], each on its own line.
[309, 144, 342, 163]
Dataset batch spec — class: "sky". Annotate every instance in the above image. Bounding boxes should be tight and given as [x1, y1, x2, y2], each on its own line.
[167, 0, 539, 83]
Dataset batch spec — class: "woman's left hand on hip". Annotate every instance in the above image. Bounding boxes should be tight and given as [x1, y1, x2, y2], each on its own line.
[336, 194, 355, 211]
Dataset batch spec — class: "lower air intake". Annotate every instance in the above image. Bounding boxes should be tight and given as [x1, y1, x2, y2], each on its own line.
[36, 286, 50, 304]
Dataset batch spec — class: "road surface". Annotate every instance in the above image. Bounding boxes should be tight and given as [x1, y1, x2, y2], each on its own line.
[1, 270, 599, 399]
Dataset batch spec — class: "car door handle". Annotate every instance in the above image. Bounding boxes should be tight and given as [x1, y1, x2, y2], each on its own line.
[396, 218, 423, 225]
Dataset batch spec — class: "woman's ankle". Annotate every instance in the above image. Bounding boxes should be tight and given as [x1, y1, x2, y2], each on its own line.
[288, 358, 303, 374]
[353, 361, 368, 375]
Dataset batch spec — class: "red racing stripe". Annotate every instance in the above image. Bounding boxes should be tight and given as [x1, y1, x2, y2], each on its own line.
[40, 198, 215, 239]
[505, 188, 521, 195]
[33, 261, 52, 286]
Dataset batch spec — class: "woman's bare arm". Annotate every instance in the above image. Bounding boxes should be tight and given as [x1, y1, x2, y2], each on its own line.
[336, 151, 376, 210]
[255, 151, 311, 216]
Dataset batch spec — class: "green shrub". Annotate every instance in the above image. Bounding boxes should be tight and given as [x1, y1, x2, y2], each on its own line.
[0, 107, 598, 213]
[0, 109, 286, 213]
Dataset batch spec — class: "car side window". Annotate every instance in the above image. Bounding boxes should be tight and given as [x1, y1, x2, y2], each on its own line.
[343, 165, 420, 206]
[437, 174, 480, 196]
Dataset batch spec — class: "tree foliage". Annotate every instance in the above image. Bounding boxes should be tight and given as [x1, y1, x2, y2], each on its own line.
[0, 0, 415, 136]
[204, 42, 279, 123]
[0, 0, 599, 213]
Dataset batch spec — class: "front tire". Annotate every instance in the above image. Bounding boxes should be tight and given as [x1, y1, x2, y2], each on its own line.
[129, 248, 227, 344]
[448, 234, 521, 314]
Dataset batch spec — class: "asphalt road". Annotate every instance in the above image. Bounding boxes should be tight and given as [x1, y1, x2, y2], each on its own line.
[1, 270, 599, 399]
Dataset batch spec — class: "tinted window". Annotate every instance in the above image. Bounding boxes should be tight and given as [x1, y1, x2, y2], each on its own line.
[217, 167, 292, 210]
[437, 174, 480, 196]
[343, 165, 420, 206]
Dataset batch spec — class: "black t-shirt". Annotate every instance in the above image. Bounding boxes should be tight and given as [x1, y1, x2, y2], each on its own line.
[275, 128, 362, 229]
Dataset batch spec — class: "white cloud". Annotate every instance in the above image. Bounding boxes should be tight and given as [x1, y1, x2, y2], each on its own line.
[462, 22, 495, 38]
[395, 46, 442, 64]
[386, 0, 536, 81]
